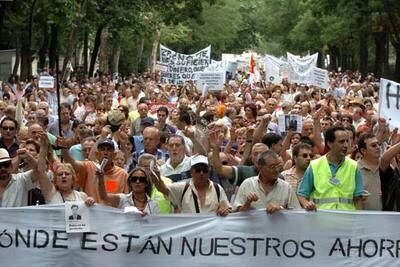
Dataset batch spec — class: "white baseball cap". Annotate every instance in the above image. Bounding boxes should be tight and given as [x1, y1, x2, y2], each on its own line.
[190, 155, 208, 167]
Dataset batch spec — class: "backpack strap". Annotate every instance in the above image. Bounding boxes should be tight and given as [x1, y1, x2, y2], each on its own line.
[213, 182, 220, 202]
[181, 181, 221, 213]
[190, 188, 200, 213]
[180, 182, 191, 205]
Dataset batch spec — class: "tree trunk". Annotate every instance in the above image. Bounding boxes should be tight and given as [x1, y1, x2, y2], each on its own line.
[61, 0, 88, 81]
[395, 47, 400, 82]
[150, 28, 161, 73]
[83, 28, 88, 75]
[12, 34, 20, 77]
[98, 28, 109, 74]
[20, 0, 37, 80]
[49, 25, 58, 72]
[38, 25, 49, 71]
[359, 30, 369, 77]
[61, 30, 78, 81]
[111, 41, 121, 75]
[329, 45, 338, 70]
[136, 37, 145, 72]
[384, 32, 390, 75]
[89, 25, 104, 77]
[373, 24, 386, 78]
[20, 42, 30, 80]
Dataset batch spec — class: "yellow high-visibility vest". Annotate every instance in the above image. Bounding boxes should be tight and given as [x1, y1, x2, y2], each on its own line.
[310, 156, 357, 210]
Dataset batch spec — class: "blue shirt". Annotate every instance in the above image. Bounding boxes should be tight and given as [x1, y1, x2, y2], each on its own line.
[298, 157, 364, 198]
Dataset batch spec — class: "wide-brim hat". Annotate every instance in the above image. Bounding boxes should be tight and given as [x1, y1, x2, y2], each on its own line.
[0, 148, 11, 163]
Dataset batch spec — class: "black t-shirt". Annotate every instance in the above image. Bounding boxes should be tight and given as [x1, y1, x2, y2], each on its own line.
[379, 166, 400, 212]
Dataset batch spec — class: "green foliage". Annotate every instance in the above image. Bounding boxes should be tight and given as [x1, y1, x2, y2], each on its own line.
[0, 0, 399, 77]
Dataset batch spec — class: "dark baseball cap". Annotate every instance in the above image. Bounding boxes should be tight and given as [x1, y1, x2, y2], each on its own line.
[140, 117, 155, 126]
[97, 138, 115, 150]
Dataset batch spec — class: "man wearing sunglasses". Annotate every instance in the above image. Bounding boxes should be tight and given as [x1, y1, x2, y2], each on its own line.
[0, 117, 19, 158]
[281, 143, 313, 192]
[357, 133, 382, 210]
[152, 155, 231, 215]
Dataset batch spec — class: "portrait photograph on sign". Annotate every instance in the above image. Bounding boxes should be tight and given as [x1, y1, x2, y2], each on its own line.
[65, 202, 90, 233]
[279, 114, 302, 133]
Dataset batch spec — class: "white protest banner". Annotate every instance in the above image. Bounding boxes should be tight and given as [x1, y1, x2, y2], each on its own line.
[287, 52, 318, 84]
[204, 60, 225, 72]
[1, 206, 400, 266]
[159, 44, 211, 85]
[194, 72, 225, 91]
[155, 62, 168, 72]
[39, 75, 55, 88]
[379, 78, 400, 129]
[312, 67, 329, 89]
[264, 55, 288, 83]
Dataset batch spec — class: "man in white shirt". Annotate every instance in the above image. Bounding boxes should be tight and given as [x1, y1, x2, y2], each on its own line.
[160, 135, 191, 182]
[234, 150, 301, 213]
[153, 155, 230, 215]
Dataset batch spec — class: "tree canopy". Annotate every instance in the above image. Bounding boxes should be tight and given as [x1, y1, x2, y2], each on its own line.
[0, 0, 399, 81]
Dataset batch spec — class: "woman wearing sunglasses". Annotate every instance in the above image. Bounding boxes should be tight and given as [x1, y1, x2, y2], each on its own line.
[97, 167, 160, 215]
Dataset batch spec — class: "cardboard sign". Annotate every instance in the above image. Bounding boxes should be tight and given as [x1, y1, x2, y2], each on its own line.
[287, 52, 318, 84]
[379, 78, 400, 129]
[65, 202, 90, 233]
[159, 45, 211, 85]
[194, 72, 225, 91]
[39, 76, 55, 88]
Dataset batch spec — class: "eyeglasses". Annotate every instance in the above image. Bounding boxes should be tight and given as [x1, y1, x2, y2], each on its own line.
[301, 153, 313, 159]
[129, 176, 147, 183]
[0, 161, 11, 169]
[193, 165, 209, 173]
[341, 119, 351, 122]
[2, 126, 15, 131]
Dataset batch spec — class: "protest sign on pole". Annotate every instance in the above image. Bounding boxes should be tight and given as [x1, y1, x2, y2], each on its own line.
[194, 72, 225, 91]
[379, 78, 400, 129]
[287, 52, 318, 84]
[39, 75, 55, 88]
[159, 45, 211, 85]
[312, 67, 329, 89]
[1, 206, 400, 267]
[264, 55, 288, 83]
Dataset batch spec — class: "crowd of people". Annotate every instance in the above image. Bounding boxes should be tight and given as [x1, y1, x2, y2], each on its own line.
[0, 68, 397, 217]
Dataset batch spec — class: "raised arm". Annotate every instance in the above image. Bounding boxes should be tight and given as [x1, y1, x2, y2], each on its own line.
[311, 107, 325, 154]
[380, 135, 400, 172]
[37, 133, 57, 201]
[376, 118, 390, 145]
[150, 171, 170, 197]
[209, 130, 232, 178]
[58, 136, 85, 172]
[184, 126, 207, 156]
[239, 128, 255, 165]
[252, 114, 271, 144]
